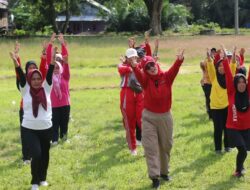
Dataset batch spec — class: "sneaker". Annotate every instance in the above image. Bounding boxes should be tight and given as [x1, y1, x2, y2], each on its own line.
[51, 141, 58, 146]
[232, 171, 243, 178]
[131, 149, 137, 156]
[215, 150, 222, 155]
[31, 184, 39, 190]
[23, 160, 31, 165]
[152, 179, 160, 189]
[241, 168, 246, 174]
[40, 181, 48, 186]
[224, 147, 232, 152]
[62, 134, 68, 141]
[160, 174, 172, 181]
[136, 140, 142, 146]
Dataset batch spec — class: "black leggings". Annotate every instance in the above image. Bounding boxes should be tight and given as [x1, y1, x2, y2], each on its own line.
[211, 108, 229, 151]
[22, 127, 52, 184]
[19, 108, 31, 160]
[202, 84, 212, 119]
[52, 105, 70, 142]
[236, 146, 247, 172]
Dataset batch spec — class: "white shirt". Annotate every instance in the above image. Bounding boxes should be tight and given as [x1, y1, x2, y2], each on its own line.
[20, 81, 52, 130]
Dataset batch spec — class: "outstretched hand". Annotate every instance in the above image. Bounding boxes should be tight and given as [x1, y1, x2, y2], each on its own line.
[206, 48, 212, 62]
[128, 37, 135, 48]
[49, 33, 56, 44]
[14, 41, 20, 55]
[58, 33, 65, 44]
[177, 49, 184, 61]
[9, 52, 19, 67]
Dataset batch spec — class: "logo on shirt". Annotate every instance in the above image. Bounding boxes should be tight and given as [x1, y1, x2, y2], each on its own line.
[232, 104, 237, 122]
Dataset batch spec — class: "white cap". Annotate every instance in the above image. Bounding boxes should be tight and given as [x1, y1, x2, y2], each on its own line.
[125, 48, 138, 58]
[55, 53, 63, 61]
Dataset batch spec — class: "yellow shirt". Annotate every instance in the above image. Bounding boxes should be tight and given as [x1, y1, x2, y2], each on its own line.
[207, 60, 236, 109]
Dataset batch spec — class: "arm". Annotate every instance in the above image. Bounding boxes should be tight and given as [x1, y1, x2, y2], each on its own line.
[118, 63, 132, 75]
[46, 47, 56, 85]
[10, 52, 26, 87]
[58, 33, 68, 57]
[131, 57, 147, 88]
[153, 38, 159, 57]
[222, 58, 234, 95]
[46, 33, 56, 65]
[165, 49, 184, 83]
[239, 48, 245, 65]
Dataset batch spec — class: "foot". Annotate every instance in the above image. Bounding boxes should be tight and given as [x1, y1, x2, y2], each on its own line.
[31, 184, 39, 190]
[51, 141, 58, 146]
[40, 181, 48, 186]
[160, 174, 172, 181]
[152, 179, 160, 189]
[233, 171, 243, 178]
[224, 147, 232, 152]
[215, 150, 222, 154]
[23, 160, 31, 165]
[130, 149, 137, 156]
[62, 134, 68, 141]
[241, 168, 246, 174]
[136, 140, 142, 146]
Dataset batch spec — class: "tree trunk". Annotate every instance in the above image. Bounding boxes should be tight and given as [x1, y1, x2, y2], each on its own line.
[144, 0, 163, 35]
[62, 0, 70, 34]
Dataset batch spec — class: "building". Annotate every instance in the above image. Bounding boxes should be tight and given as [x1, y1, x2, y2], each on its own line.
[0, 0, 8, 35]
[56, 0, 110, 34]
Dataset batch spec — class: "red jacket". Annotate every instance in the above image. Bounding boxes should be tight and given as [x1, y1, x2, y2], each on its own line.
[223, 59, 250, 130]
[133, 58, 183, 113]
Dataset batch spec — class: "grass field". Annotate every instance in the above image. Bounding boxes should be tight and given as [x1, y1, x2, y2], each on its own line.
[0, 35, 250, 190]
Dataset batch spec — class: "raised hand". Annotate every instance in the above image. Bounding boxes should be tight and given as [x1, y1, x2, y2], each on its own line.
[144, 29, 152, 44]
[58, 33, 65, 44]
[128, 37, 135, 48]
[49, 33, 56, 44]
[206, 48, 212, 62]
[52, 47, 58, 65]
[177, 49, 185, 61]
[9, 52, 19, 67]
[239, 48, 245, 55]
[120, 55, 125, 63]
[14, 41, 20, 56]
[220, 44, 227, 59]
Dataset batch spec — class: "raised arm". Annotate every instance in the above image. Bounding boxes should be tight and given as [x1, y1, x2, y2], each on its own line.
[46, 47, 56, 85]
[10, 52, 26, 87]
[165, 49, 184, 84]
[144, 29, 152, 56]
[46, 33, 56, 66]
[58, 33, 68, 57]
[206, 48, 216, 82]
[39, 41, 49, 80]
[131, 57, 147, 88]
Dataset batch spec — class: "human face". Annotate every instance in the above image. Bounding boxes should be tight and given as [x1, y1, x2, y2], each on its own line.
[217, 63, 224, 74]
[127, 56, 137, 64]
[27, 64, 37, 73]
[30, 73, 42, 89]
[53, 64, 60, 74]
[146, 62, 158, 75]
[237, 78, 247, 93]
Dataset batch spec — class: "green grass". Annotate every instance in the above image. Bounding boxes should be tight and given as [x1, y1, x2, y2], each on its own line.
[0, 36, 250, 190]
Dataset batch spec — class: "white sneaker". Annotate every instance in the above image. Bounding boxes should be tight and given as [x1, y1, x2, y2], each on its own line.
[136, 140, 142, 146]
[131, 149, 137, 156]
[23, 160, 31, 165]
[31, 184, 39, 190]
[40, 181, 48, 186]
[51, 141, 58, 146]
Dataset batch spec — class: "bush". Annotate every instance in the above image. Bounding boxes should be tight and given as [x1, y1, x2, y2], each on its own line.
[13, 29, 29, 37]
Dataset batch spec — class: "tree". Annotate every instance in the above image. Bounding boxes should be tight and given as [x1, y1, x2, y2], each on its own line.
[143, 0, 164, 35]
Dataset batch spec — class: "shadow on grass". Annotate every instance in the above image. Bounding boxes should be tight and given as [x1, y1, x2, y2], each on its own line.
[205, 175, 242, 190]
[180, 112, 211, 128]
[75, 118, 135, 180]
[172, 152, 224, 181]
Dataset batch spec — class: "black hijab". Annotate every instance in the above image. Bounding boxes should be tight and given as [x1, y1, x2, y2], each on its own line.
[234, 74, 249, 112]
[215, 60, 226, 89]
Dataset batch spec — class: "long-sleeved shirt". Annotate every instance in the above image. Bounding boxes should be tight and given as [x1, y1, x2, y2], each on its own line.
[223, 59, 250, 130]
[133, 59, 183, 113]
[16, 64, 54, 130]
[207, 59, 236, 109]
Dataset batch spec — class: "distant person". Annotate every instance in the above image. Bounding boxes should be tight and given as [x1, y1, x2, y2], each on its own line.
[10, 46, 56, 190]
[221, 46, 250, 177]
[206, 47, 236, 154]
[118, 48, 143, 155]
[46, 33, 71, 145]
[131, 50, 184, 189]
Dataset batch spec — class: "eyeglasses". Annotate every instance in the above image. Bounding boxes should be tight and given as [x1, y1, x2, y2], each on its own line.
[145, 62, 155, 70]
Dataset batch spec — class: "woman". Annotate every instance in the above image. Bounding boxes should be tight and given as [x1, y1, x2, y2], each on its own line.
[14, 41, 48, 164]
[46, 33, 71, 145]
[131, 50, 184, 189]
[207, 48, 234, 154]
[221, 47, 250, 177]
[118, 48, 143, 155]
[10, 46, 56, 190]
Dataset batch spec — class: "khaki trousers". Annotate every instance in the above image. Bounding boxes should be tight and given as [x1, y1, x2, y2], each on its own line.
[142, 109, 173, 179]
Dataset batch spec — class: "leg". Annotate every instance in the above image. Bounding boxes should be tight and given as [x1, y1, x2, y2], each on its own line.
[39, 128, 53, 182]
[142, 111, 160, 179]
[236, 146, 247, 173]
[158, 112, 173, 176]
[20, 109, 30, 161]
[59, 105, 70, 140]
[211, 109, 223, 151]
[135, 93, 143, 141]
[221, 107, 229, 149]
[203, 84, 212, 119]
[52, 107, 60, 142]
[22, 128, 41, 185]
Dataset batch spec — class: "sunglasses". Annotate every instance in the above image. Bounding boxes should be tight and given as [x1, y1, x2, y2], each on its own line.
[145, 62, 155, 70]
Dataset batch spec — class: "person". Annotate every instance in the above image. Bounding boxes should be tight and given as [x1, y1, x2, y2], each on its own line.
[131, 50, 184, 189]
[14, 41, 48, 164]
[46, 33, 71, 145]
[200, 48, 216, 119]
[118, 48, 143, 155]
[10, 46, 56, 190]
[220, 46, 250, 177]
[207, 47, 237, 154]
